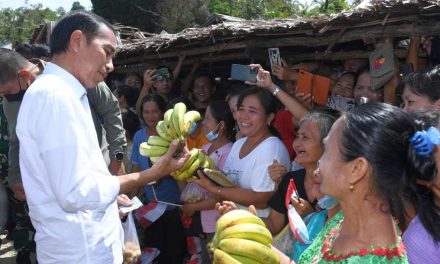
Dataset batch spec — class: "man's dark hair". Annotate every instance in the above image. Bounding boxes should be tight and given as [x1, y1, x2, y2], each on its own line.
[31, 44, 50, 59]
[50, 11, 115, 56]
[15, 43, 33, 59]
[0, 48, 29, 85]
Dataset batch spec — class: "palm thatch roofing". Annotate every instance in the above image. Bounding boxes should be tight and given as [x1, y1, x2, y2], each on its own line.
[113, 0, 440, 74]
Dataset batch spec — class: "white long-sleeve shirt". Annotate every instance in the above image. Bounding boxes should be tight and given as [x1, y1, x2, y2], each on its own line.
[16, 63, 122, 264]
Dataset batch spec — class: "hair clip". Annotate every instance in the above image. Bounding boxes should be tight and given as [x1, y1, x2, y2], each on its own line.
[410, 126, 440, 156]
[411, 130, 433, 156]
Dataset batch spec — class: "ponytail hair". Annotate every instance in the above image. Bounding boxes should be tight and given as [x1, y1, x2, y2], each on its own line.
[339, 103, 415, 226]
[407, 110, 440, 242]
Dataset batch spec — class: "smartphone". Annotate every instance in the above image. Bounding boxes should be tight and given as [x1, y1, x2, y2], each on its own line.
[296, 70, 313, 95]
[230, 64, 258, 82]
[268, 48, 281, 70]
[155, 68, 170, 81]
[312, 75, 331, 106]
[296, 70, 330, 106]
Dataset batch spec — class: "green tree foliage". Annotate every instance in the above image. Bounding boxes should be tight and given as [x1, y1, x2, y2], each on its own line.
[305, 0, 349, 16]
[208, 0, 301, 19]
[71, 1, 86, 11]
[0, 4, 65, 44]
[91, 0, 208, 33]
[90, 0, 350, 34]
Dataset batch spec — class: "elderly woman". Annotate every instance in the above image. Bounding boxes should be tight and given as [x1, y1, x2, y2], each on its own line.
[265, 110, 340, 234]
[293, 103, 409, 263]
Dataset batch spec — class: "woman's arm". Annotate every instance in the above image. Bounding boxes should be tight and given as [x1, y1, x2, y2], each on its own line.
[136, 69, 156, 114]
[194, 172, 273, 208]
[182, 198, 218, 216]
[264, 209, 287, 235]
[248, 65, 310, 122]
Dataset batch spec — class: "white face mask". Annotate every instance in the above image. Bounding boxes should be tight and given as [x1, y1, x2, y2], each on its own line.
[317, 195, 339, 210]
[205, 123, 220, 142]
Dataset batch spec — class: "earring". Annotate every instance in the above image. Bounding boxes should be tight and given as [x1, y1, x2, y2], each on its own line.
[349, 184, 354, 191]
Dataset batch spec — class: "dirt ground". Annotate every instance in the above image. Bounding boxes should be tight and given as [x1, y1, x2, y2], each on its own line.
[0, 234, 16, 264]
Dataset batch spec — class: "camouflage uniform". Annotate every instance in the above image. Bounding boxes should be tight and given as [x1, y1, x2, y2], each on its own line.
[1, 98, 36, 262]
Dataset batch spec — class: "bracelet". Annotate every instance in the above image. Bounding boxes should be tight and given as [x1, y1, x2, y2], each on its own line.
[272, 86, 281, 96]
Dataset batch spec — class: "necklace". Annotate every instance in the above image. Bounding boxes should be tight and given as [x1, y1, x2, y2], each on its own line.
[320, 219, 406, 262]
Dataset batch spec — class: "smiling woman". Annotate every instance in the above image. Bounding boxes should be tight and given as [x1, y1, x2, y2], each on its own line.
[196, 87, 290, 218]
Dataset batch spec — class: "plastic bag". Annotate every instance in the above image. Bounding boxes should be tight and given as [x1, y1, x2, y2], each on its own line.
[272, 224, 295, 258]
[180, 182, 208, 203]
[122, 212, 141, 264]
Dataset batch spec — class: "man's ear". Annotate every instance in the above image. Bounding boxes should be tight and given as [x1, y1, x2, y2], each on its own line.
[68, 30, 84, 53]
[17, 69, 33, 86]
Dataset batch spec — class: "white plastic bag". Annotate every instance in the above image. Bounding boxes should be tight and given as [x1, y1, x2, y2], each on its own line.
[122, 212, 141, 264]
[180, 182, 208, 203]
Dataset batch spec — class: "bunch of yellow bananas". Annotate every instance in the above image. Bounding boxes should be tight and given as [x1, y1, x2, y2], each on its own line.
[170, 148, 214, 182]
[210, 210, 279, 264]
[139, 102, 214, 181]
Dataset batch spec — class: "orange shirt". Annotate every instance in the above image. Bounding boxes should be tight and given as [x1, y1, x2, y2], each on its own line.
[186, 127, 208, 150]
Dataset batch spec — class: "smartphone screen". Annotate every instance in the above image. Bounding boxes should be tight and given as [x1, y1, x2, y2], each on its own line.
[155, 68, 170, 80]
[268, 48, 281, 70]
[230, 64, 258, 82]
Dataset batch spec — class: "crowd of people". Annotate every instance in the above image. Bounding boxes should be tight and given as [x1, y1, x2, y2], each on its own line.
[0, 10, 439, 264]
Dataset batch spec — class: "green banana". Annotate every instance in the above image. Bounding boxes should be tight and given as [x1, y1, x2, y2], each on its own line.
[171, 149, 201, 181]
[230, 254, 261, 264]
[206, 155, 215, 169]
[147, 135, 170, 147]
[182, 110, 201, 137]
[173, 149, 200, 175]
[156, 121, 173, 141]
[172, 102, 186, 140]
[150, 156, 160, 164]
[185, 154, 202, 178]
[139, 142, 167, 157]
[216, 209, 265, 235]
[218, 238, 279, 264]
[218, 223, 272, 246]
[213, 249, 241, 264]
[164, 109, 178, 138]
[201, 157, 211, 169]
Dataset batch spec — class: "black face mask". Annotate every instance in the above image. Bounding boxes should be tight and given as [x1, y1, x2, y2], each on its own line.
[4, 89, 26, 102]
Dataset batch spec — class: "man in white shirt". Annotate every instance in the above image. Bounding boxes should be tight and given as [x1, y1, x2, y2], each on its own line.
[16, 11, 188, 264]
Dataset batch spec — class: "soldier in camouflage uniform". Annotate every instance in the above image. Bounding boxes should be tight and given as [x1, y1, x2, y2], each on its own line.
[1, 96, 36, 263]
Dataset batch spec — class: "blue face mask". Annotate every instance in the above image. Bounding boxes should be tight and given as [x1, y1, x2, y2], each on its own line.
[188, 122, 198, 136]
[317, 195, 339, 210]
[205, 123, 220, 142]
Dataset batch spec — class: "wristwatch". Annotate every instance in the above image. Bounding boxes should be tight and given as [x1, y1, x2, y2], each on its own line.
[113, 151, 124, 162]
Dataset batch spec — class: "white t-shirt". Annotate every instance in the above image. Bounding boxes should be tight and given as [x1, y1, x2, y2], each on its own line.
[223, 136, 290, 217]
[17, 63, 122, 264]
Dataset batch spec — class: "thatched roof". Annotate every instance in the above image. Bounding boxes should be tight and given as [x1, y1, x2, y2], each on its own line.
[114, 0, 440, 73]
